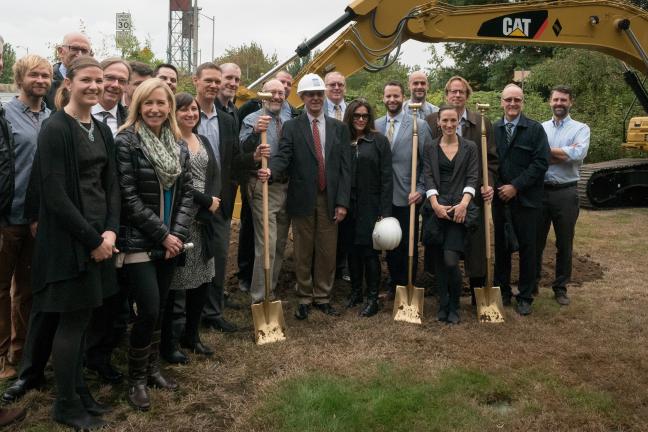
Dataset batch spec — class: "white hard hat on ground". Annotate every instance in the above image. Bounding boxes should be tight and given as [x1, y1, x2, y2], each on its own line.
[372, 217, 402, 251]
[297, 73, 326, 95]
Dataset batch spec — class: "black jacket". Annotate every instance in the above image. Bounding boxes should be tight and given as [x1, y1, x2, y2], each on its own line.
[31, 111, 120, 291]
[423, 136, 479, 205]
[0, 103, 15, 226]
[348, 132, 393, 245]
[115, 126, 194, 252]
[191, 134, 220, 259]
[269, 112, 352, 218]
[493, 114, 549, 208]
[44, 62, 65, 111]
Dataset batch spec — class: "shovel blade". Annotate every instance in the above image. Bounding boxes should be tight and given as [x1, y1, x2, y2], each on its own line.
[393, 284, 424, 324]
[251, 301, 287, 345]
[474, 286, 505, 323]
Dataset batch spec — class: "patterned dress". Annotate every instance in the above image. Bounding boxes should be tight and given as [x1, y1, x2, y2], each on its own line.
[170, 139, 215, 290]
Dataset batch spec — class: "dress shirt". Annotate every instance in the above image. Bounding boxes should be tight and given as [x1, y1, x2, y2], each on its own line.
[385, 110, 405, 144]
[504, 114, 521, 136]
[197, 104, 221, 167]
[59, 63, 68, 78]
[542, 115, 590, 184]
[4, 97, 51, 224]
[326, 99, 346, 119]
[306, 111, 326, 161]
[456, 109, 469, 137]
[404, 100, 439, 120]
[92, 103, 119, 136]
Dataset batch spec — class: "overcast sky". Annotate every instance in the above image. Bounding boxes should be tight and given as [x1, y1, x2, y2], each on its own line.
[1, 0, 434, 78]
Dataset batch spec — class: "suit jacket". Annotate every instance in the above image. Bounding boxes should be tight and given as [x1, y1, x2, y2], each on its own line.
[269, 112, 351, 218]
[423, 136, 479, 205]
[493, 114, 550, 208]
[375, 113, 432, 206]
[427, 109, 498, 198]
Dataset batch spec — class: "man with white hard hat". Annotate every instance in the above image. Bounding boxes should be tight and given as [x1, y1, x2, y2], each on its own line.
[259, 73, 351, 320]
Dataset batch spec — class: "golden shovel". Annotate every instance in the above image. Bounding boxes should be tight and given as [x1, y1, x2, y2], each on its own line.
[393, 103, 425, 324]
[252, 92, 287, 344]
[473, 103, 505, 323]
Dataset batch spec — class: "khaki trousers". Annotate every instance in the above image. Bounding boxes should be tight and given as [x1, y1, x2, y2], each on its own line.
[0, 225, 34, 362]
[292, 191, 338, 305]
[247, 179, 290, 303]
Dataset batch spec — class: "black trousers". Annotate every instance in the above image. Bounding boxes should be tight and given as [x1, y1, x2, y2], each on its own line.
[125, 259, 176, 349]
[15, 309, 58, 382]
[536, 185, 579, 293]
[493, 198, 539, 303]
[52, 308, 92, 401]
[386, 204, 420, 287]
[237, 186, 255, 285]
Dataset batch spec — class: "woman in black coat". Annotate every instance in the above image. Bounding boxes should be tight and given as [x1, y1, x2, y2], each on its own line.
[161, 93, 220, 364]
[423, 105, 479, 324]
[341, 99, 392, 317]
[115, 79, 194, 411]
[31, 56, 118, 430]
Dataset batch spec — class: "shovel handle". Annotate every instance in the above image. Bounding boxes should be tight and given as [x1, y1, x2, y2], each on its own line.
[407, 107, 419, 287]
[477, 105, 494, 289]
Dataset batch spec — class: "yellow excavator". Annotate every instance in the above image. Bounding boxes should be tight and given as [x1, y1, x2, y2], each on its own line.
[238, 0, 648, 209]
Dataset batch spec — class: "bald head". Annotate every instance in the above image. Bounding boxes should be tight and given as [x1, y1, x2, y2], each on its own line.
[408, 70, 429, 103]
[501, 84, 524, 121]
[262, 79, 286, 114]
[58, 32, 92, 68]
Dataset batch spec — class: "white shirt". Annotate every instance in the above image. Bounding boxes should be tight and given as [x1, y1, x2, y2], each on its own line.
[326, 99, 346, 120]
[307, 111, 327, 161]
[92, 103, 119, 137]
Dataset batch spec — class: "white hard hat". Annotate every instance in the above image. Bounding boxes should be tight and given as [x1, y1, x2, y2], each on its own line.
[297, 73, 326, 95]
[372, 217, 402, 251]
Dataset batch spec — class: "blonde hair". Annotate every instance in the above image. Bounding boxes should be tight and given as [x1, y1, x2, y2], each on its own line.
[54, 56, 101, 110]
[120, 78, 180, 139]
[445, 75, 473, 99]
[13, 54, 53, 88]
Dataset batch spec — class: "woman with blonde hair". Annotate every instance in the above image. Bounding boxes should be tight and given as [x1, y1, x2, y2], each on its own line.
[115, 78, 194, 411]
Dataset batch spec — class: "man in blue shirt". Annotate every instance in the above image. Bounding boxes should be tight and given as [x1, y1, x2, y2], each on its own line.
[536, 85, 590, 306]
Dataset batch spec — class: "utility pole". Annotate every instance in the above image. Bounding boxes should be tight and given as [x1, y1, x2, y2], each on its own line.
[192, 0, 199, 73]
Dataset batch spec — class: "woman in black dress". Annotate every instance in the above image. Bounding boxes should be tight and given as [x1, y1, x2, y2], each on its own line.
[161, 93, 220, 364]
[341, 99, 392, 317]
[423, 105, 479, 324]
[32, 56, 119, 430]
[115, 79, 194, 411]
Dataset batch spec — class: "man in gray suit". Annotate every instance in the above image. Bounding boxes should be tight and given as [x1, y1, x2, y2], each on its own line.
[375, 81, 433, 298]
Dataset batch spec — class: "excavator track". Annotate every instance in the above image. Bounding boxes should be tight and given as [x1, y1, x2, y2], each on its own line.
[578, 158, 648, 209]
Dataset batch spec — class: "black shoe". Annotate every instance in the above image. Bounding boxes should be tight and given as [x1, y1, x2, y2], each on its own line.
[346, 293, 363, 308]
[294, 304, 309, 320]
[359, 300, 380, 317]
[437, 308, 448, 322]
[53, 397, 107, 430]
[203, 317, 237, 333]
[87, 362, 124, 384]
[313, 303, 340, 317]
[180, 339, 214, 357]
[161, 348, 189, 365]
[447, 310, 460, 325]
[554, 291, 570, 306]
[516, 300, 532, 316]
[1, 376, 46, 403]
[77, 387, 112, 416]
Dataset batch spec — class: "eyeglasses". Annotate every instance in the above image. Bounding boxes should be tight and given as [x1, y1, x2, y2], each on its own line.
[104, 75, 128, 86]
[302, 91, 324, 98]
[502, 97, 523, 103]
[326, 82, 345, 88]
[448, 89, 466, 95]
[63, 45, 91, 55]
[353, 113, 370, 120]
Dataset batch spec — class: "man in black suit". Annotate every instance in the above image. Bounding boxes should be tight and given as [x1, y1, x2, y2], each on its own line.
[493, 84, 549, 315]
[194, 63, 251, 332]
[260, 73, 351, 320]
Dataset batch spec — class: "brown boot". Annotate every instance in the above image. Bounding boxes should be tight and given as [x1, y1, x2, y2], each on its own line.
[147, 330, 178, 391]
[127, 345, 151, 412]
[0, 407, 26, 427]
[0, 356, 17, 380]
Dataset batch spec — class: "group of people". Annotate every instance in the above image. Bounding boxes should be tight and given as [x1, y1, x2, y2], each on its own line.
[0, 30, 590, 430]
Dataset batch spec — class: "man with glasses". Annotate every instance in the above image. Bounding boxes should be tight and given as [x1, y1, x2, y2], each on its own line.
[493, 84, 549, 316]
[261, 73, 351, 320]
[324, 71, 347, 121]
[91, 58, 130, 136]
[425, 75, 498, 303]
[153, 63, 178, 94]
[240, 79, 293, 304]
[404, 70, 438, 120]
[44, 32, 92, 110]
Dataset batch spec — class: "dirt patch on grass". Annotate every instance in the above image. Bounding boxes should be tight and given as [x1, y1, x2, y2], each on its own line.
[4, 209, 648, 432]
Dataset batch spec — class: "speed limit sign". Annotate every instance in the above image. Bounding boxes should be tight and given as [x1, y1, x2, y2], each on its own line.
[116, 13, 132, 36]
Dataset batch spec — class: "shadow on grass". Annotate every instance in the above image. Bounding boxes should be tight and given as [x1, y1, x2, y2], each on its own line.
[252, 363, 621, 432]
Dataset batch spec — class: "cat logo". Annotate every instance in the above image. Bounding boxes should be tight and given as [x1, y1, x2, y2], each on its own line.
[478, 10, 549, 40]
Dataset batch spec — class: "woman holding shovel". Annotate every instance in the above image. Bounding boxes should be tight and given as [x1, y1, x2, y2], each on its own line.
[340, 99, 393, 317]
[423, 105, 479, 324]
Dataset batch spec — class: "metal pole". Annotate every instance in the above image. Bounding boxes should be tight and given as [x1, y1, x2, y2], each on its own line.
[211, 15, 215, 62]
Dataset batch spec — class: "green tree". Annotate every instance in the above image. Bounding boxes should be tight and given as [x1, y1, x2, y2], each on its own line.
[346, 60, 412, 116]
[1, 43, 17, 84]
[213, 42, 278, 84]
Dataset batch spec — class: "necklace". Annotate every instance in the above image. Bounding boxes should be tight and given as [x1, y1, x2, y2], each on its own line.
[74, 116, 95, 142]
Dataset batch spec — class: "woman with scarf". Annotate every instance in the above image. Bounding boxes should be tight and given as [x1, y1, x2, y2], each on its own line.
[115, 79, 194, 411]
[31, 56, 118, 430]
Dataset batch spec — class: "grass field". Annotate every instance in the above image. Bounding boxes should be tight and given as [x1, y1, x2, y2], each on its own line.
[2, 208, 648, 431]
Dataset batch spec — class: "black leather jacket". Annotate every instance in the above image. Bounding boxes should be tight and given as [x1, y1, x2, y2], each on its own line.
[115, 126, 194, 252]
[0, 104, 14, 226]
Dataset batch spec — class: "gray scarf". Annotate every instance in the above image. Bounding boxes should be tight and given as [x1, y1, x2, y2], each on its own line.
[138, 124, 181, 189]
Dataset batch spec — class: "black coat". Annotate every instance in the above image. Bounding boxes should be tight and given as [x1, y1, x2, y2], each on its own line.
[493, 114, 549, 208]
[115, 126, 194, 252]
[191, 134, 220, 259]
[44, 62, 64, 111]
[31, 111, 120, 292]
[348, 132, 392, 245]
[269, 112, 352, 218]
[424, 136, 479, 204]
[0, 104, 14, 226]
